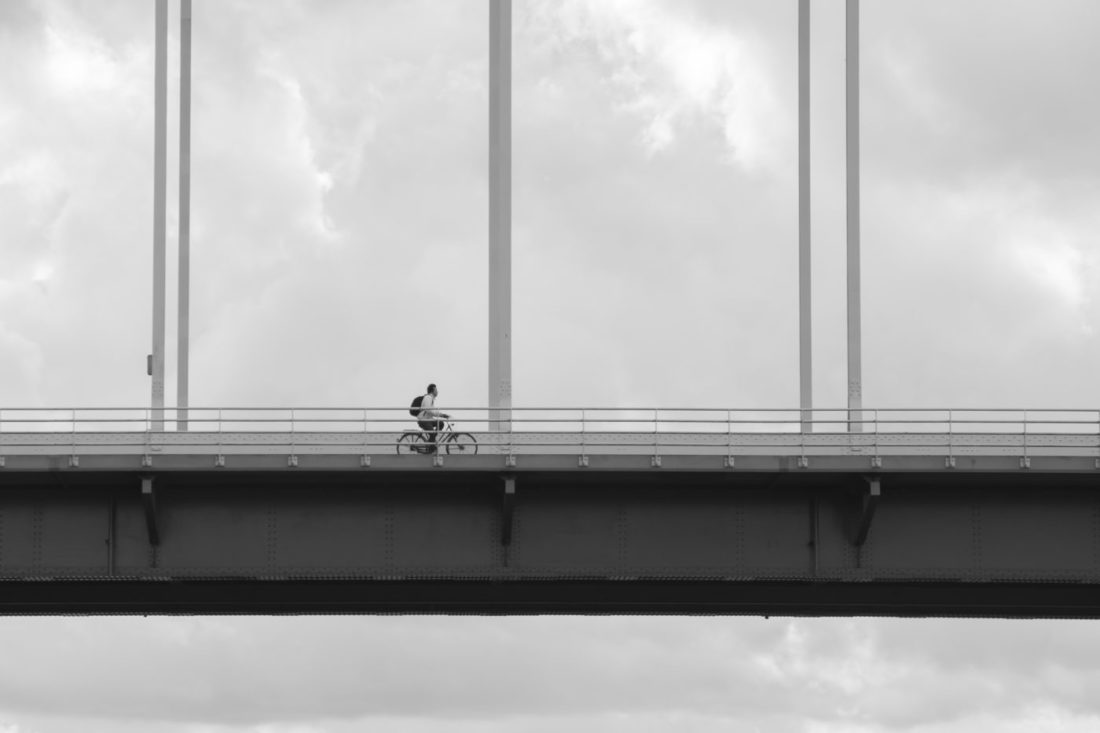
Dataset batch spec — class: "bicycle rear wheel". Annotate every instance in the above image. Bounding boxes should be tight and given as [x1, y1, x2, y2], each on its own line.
[396, 432, 425, 455]
[446, 433, 478, 455]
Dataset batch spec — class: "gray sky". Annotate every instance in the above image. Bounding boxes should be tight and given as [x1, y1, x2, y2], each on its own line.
[2, 0, 1100, 731]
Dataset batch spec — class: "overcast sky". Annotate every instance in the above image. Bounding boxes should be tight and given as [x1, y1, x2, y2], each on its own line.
[3, 0, 1100, 731]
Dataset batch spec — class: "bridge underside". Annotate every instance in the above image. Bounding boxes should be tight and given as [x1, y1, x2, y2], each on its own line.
[7, 579, 1100, 617]
[2, 461, 1100, 616]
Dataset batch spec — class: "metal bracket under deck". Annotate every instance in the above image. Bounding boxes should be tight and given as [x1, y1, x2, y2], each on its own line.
[501, 475, 515, 547]
[853, 476, 880, 547]
[141, 476, 160, 546]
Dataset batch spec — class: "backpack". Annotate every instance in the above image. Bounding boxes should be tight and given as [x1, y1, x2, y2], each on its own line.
[409, 395, 424, 417]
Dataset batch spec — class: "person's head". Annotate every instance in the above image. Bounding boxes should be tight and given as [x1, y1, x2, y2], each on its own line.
[427, 383, 437, 396]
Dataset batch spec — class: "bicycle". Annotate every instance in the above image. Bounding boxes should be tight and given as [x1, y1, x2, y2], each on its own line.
[396, 418, 478, 455]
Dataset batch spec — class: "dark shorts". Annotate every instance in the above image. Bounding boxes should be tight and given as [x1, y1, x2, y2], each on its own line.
[418, 419, 443, 441]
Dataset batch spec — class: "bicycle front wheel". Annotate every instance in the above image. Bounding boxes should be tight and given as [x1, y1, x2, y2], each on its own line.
[396, 432, 424, 455]
[446, 433, 478, 455]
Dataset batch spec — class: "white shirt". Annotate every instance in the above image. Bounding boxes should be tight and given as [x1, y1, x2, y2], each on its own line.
[419, 393, 439, 419]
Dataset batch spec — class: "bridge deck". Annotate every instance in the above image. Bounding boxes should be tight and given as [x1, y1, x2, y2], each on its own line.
[1, 430, 1098, 472]
[3, 417, 1100, 615]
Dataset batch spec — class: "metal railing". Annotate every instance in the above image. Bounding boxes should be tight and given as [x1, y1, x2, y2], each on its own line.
[0, 407, 1098, 457]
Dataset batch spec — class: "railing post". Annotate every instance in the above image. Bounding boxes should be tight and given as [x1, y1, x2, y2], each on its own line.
[290, 408, 296, 458]
[943, 409, 952, 465]
[1022, 409, 1028, 459]
[726, 409, 735, 468]
[581, 408, 586, 454]
[362, 407, 368, 445]
[872, 408, 879, 455]
[201, 408, 220, 465]
[848, 405, 863, 434]
[651, 408, 662, 467]
[799, 410, 806, 453]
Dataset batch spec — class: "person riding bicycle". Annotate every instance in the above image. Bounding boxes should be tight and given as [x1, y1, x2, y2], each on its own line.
[417, 383, 448, 451]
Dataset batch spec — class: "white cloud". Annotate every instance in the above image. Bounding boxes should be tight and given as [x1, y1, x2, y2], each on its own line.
[522, 0, 788, 169]
[0, 724, 38, 733]
[864, 0, 1100, 184]
[0, 322, 45, 403]
[5, 616, 1100, 732]
[1007, 213, 1096, 330]
[43, 24, 121, 95]
[251, 64, 342, 243]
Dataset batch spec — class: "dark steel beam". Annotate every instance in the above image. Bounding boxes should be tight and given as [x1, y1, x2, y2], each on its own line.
[4, 580, 1100, 618]
[4, 467, 1100, 617]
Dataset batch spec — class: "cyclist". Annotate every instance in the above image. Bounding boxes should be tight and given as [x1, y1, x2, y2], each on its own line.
[417, 383, 448, 451]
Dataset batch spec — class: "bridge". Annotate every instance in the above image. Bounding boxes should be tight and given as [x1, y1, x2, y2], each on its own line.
[5, 3, 1090, 621]
[2, 407, 1099, 616]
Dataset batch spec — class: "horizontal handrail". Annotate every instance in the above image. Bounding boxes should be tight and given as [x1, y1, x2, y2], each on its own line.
[0, 407, 1097, 437]
[0, 404, 1097, 460]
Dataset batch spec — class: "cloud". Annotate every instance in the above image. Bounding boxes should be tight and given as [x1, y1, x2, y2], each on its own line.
[520, 0, 789, 169]
[0, 0, 495, 409]
[0, 617, 783, 724]
[509, 1, 806, 408]
[0, 1, 154, 406]
[829, 0, 1100, 408]
[4, 617, 1100, 733]
[178, 0, 492, 409]
[0, 0, 40, 35]
[0, 322, 45, 403]
[864, 0, 1100, 185]
[860, 169, 1100, 408]
[2, 0, 805, 412]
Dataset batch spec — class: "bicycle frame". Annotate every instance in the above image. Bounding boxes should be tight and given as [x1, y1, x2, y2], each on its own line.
[401, 420, 457, 454]
[397, 418, 478, 456]
[418, 419, 457, 445]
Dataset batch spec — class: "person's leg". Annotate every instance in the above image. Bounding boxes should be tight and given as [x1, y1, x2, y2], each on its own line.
[418, 419, 437, 447]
